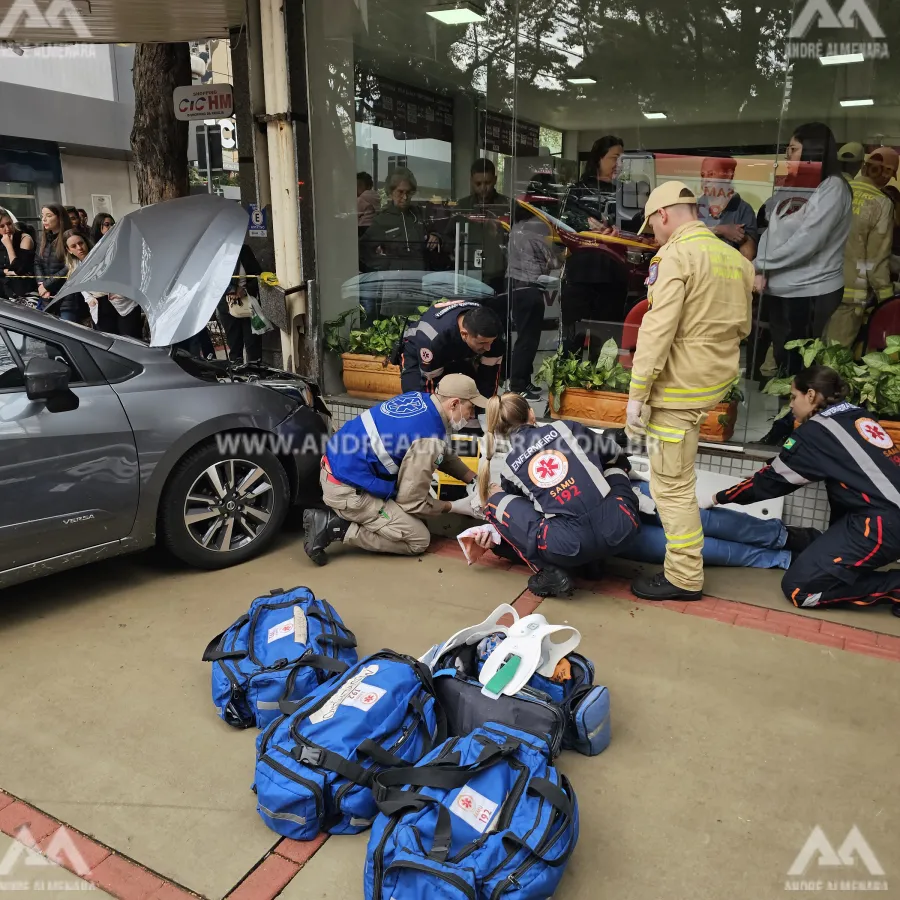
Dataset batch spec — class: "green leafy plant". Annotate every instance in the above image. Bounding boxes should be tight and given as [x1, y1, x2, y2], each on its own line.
[534, 339, 632, 412]
[324, 305, 429, 359]
[761, 336, 900, 418]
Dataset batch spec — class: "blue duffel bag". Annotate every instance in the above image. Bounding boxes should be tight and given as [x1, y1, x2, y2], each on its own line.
[432, 642, 611, 758]
[254, 650, 445, 840]
[364, 722, 579, 900]
[203, 587, 358, 729]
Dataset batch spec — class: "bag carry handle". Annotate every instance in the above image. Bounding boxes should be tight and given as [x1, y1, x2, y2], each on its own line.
[201, 615, 250, 662]
[500, 775, 578, 868]
[276, 654, 352, 715]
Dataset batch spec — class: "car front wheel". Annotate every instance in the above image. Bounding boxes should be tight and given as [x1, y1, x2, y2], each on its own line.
[160, 441, 289, 569]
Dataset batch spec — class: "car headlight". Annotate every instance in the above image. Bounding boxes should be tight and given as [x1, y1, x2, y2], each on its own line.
[264, 381, 314, 407]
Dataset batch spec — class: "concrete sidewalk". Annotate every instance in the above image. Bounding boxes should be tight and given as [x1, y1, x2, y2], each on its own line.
[0, 537, 898, 899]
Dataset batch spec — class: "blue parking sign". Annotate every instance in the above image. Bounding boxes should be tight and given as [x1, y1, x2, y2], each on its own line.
[248, 203, 267, 237]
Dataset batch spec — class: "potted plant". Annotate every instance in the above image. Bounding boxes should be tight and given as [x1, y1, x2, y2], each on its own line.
[535, 339, 741, 441]
[534, 340, 632, 427]
[324, 307, 426, 400]
[763, 336, 900, 441]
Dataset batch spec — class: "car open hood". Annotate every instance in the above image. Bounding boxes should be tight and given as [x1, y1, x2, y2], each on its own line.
[53, 194, 247, 346]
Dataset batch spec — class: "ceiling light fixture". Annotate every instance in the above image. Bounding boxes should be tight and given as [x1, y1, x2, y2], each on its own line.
[643, 111, 667, 120]
[819, 52, 865, 65]
[567, 77, 597, 85]
[426, 1, 486, 24]
[840, 98, 874, 107]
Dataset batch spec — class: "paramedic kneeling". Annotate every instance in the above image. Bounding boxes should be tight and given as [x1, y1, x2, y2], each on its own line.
[707, 365, 900, 616]
[303, 374, 485, 564]
[477, 392, 640, 598]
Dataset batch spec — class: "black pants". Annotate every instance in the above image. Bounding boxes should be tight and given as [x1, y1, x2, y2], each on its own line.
[94, 297, 145, 339]
[399, 356, 479, 395]
[782, 511, 900, 611]
[560, 281, 626, 358]
[217, 299, 262, 362]
[486, 280, 544, 391]
[768, 288, 843, 376]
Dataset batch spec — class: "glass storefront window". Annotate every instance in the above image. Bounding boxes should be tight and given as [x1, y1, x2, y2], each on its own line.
[305, 0, 900, 449]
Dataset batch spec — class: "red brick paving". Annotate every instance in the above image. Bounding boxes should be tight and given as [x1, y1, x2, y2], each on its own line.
[226, 854, 300, 900]
[422, 535, 900, 662]
[274, 833, 329, 866]
[38, 826, 111, 873]
[0, 801, 59, 843]
[0, 791, 14, 813]
[147, 884, 201, 900]
[88, 855, 164, 900]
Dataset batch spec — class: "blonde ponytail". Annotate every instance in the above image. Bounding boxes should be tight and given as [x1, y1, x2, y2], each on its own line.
[478, 392, 531, 508]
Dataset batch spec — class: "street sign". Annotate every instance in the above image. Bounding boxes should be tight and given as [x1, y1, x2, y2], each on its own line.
[173, 83, 234, 121]
[248, 204, 268, 238]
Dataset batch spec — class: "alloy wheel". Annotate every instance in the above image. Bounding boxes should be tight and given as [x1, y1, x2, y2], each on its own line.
[183, 458, 275, 552]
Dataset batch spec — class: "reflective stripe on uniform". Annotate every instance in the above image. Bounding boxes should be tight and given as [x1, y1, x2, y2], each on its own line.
[812, 416, 900, 510]
[416, 320, 438, 340]
[771, 455, 810, 486]
[554, 421, 610, 497]
[630, 373, 654, 388]
[665, 526, 704, 548]
[647, 422, 686, 444]
[671, 233, 721, 246]
[660, 374, 738, 403]
[494, 493, 516, 520]
[360, 410, 399, 475]
[501, 459, 537, 504]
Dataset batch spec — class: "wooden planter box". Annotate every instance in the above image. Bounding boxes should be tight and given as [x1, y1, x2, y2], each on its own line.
[550, 388, 738, 443]
[341, 353, 401, 400]
[880, 418, 900, 445]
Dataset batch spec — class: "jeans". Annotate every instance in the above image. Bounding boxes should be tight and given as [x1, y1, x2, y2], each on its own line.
[59, 309, 80, 322]
[617, 483, 792, 570]
[485, 280, 545, 391]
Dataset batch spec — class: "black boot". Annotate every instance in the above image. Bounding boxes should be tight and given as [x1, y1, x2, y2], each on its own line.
[631, 571, 702, 601]
[302, 508, 350, 566]
[784, 525, 823, 556]
[527, 565, 574, 599]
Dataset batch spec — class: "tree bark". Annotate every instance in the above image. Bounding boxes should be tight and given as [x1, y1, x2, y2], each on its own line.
[131, 43, 191, 206]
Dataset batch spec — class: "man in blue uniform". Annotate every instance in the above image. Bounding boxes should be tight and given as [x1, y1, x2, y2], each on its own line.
[401, 300, 505, 398]
[706, 370, 900, 615]
[303, 374, 485, 564]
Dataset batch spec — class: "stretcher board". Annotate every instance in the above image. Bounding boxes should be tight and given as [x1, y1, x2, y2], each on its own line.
[628, 457, 784, 521]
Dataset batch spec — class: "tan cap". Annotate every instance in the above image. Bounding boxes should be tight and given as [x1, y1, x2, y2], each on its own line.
[838, 141, 866, 162]
[638, 181, 698, 234]
[435, 373, 490, 408]
[866, 146, 899, 173]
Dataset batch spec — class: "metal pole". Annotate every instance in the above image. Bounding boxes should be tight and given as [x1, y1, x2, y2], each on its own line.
[204, 125, 213, 194]
[454, 220, 461, 296]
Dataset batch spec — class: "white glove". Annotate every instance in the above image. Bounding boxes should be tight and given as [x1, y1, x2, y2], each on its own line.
[633, 486, 656, 515]
[626, 399, 646, 436]
[449, 494, 484, 519]
[699, 494, 718, 510]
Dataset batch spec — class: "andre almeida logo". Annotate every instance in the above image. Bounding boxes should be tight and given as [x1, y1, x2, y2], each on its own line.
[785, 825, 888, 892]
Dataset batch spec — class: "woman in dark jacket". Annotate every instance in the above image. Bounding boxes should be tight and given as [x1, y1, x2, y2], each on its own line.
[36, 204, 84, 321]
[0, 208, 36, 299]
[559, 135, 627, 356]
[90, 212, 115, 246]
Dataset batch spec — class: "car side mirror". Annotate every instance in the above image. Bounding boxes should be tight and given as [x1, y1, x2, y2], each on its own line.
[24, 357, 78, 412]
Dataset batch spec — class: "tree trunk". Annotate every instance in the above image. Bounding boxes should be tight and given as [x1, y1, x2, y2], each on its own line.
[131, 43, 191, 206]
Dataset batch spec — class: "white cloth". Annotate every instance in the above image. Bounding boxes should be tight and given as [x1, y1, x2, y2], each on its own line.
[456, 523, 501, 565]
[633, 486, 656, 515]
[109, 294, 137, 316]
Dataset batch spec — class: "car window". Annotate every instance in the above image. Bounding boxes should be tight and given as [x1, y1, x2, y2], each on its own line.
[0, 328, 80, 391]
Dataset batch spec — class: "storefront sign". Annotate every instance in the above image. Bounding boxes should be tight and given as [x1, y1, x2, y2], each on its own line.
[478, 110, 541, 158]
[787, 0, 888, 59]
[174, 84, 234, 121]
[355, 73, 453, 143]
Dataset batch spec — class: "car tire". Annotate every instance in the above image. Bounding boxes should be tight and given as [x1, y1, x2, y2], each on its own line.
[160, 440, 290, 569]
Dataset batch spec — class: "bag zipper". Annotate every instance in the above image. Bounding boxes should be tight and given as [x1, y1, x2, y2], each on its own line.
[482, 719, 559, 758]
[488, 780, 572, 899]
[371, 739, 459, 898]
[385, 857, 475, 900]
[332, 690, 429, 813]
[247, 597, 308, 667]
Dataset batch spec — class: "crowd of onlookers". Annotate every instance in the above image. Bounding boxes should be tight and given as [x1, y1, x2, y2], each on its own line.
[0, 202, 266, 365]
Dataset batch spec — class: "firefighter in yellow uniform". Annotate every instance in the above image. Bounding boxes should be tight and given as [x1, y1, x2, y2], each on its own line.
[626, 181, 754, 601]
[824, 146, 898, 348]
